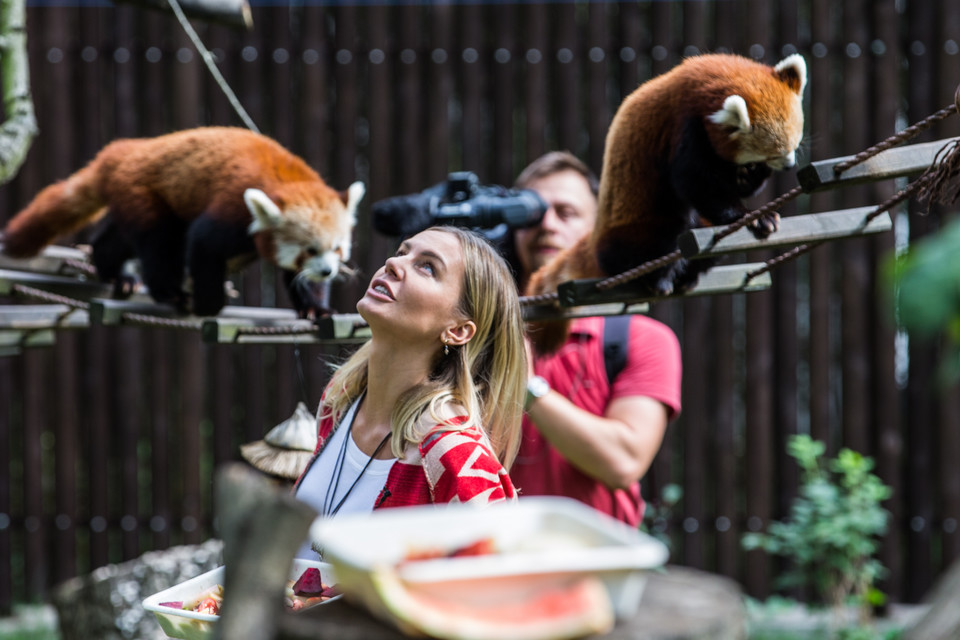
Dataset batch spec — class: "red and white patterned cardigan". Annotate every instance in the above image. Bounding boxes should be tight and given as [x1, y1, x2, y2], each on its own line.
[292, 405, 517, 510]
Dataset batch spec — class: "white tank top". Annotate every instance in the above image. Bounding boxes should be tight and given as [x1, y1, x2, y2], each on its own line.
[294, 397, 395, 559]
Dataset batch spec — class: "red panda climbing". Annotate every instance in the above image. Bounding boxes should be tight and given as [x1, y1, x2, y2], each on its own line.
[0, 127, 365, 317]
[526, 53, 806, 354]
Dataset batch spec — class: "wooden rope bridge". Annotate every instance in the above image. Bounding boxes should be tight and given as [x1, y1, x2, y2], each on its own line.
[1, 102, 957, 354]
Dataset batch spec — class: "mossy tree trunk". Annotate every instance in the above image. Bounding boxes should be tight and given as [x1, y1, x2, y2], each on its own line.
[0, 0, 37, 186]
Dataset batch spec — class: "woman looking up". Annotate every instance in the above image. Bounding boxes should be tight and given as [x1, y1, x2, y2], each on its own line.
[293, 226, 527, 559]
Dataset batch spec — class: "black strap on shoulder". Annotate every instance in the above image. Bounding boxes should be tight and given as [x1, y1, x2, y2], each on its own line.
[602, 315, 631, 385]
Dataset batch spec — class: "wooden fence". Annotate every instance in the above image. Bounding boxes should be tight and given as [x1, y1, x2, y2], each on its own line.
[2, 0, 960, 613]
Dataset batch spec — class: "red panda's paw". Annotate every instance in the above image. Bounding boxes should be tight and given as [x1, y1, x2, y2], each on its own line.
[111, 274, 139, 299]
[653, 275, 675, 297]
[748, 211, 780, 239]
[735, 162, 773, 198]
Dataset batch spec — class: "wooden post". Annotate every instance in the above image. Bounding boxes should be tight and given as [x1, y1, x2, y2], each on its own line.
[213, 463, 317, 640]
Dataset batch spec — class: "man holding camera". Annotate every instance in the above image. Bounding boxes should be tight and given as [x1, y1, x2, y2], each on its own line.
[507, 151, 683, 527]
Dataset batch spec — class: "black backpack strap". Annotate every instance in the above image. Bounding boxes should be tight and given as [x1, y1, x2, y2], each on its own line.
[602, 315, 631, 385]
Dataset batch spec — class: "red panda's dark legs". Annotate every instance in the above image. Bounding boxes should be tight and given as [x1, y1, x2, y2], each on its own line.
[186, 214, 257, 316]
[130, 214, 191, 312]
[90, 217, 138, 297]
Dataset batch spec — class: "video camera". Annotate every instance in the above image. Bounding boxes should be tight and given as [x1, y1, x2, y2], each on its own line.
[371, 172, 548, 237]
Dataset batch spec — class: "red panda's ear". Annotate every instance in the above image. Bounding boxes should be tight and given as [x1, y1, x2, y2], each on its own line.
[340, 181, 366, 221]
[774, 54, 807, 96]
[244, 188, 284, 233]
[708, 95, 751, 135]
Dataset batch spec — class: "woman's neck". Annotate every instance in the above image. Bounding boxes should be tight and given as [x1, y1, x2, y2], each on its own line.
[354, 339, 433, 457]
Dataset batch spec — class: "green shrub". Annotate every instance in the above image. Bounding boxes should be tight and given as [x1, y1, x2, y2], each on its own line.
[742, 435, 892, 617]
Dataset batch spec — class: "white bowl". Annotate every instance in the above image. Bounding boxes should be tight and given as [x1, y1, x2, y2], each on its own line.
[311, 496, 668, 623]
[142, 559, 339, 640]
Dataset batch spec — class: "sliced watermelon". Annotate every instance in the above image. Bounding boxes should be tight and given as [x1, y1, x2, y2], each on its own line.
[449, 538, 497, 558]
[292, 567, 326, 596]
[369, 569, 615, 640]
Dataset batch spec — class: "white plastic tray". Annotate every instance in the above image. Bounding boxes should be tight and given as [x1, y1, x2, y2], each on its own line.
[311, 496, 668, 622]
[142, 559, 338, 640]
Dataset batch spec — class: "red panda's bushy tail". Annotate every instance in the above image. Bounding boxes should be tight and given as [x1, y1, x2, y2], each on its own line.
[1, 164, 106, 258]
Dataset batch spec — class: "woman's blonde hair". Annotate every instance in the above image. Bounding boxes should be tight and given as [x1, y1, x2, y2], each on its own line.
[319, 226, 527, 468]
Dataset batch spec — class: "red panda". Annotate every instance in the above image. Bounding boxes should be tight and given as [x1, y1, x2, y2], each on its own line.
[526, 53, 806, 353]
[0, 127, 365, 317]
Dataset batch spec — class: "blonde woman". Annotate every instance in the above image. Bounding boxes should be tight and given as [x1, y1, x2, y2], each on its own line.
[293, 227, 526, 556]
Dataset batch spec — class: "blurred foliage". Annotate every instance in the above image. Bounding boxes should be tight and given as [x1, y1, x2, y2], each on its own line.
[884, 214, 960, 382]
[641, 482, 683, 549]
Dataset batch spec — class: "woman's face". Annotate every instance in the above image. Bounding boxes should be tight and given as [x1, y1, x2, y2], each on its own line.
[358, 229, 468, 344]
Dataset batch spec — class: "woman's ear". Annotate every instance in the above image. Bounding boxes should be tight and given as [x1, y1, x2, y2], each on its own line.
[444, 321, 476, 347]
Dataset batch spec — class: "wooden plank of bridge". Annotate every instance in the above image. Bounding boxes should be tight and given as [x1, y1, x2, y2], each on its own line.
[0, 244, 93, 277]
[89, 299, 183, 326]
[0, 304, 89, 330]
[202, 307, 314, 343]
[522, 301, 651, 323]
[555, 263, 773, 308]
[0, 268, 113, 300]
[678, 207, 893, 258]
[797, 137, 958, 192]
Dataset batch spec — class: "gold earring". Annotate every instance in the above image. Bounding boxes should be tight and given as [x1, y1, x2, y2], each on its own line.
[444, 340, 450, 356]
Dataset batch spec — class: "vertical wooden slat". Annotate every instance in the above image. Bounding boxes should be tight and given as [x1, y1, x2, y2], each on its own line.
[366, 3, 393, 202]
[22, 350, 47, 599]
[713, 293, 739, 581]
[457, 3, 483, 174]
[0, 356, 13, 612]
[677, 0, 710, 573]
[740, 0, 775, 601]
[427, 4, 453, 179]
[177, 335, 206, 545]
[117, 327, 142, 560]
[585, 3, 611, 164]
[807, 0, 838, 451]
[712, 0, 747, 589]
[680, 295, 709, 570]
[151, 330, 173, 550]
[773, 0, 801, 542]
[904, 0, 938, 602]
[839, 0, 872, 459]
[522, 3, 548, 164]
[143, 13, 173, 553]
[269, 6, 297, 435]
[171, 15, 206, 545]
[491, 3, 516, 185]
[397, 6, 424, 189]
[869, 0, 904, 603]
[554, 4, 580, 159]
[86, 324, 111, 568]
[112, 7, 145, 562]
[44, 1, 79, 585]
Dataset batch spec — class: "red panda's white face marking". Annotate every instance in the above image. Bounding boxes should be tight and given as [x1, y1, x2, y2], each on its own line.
[707, 54, 807, 171]
[243, 182, 365, 281]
